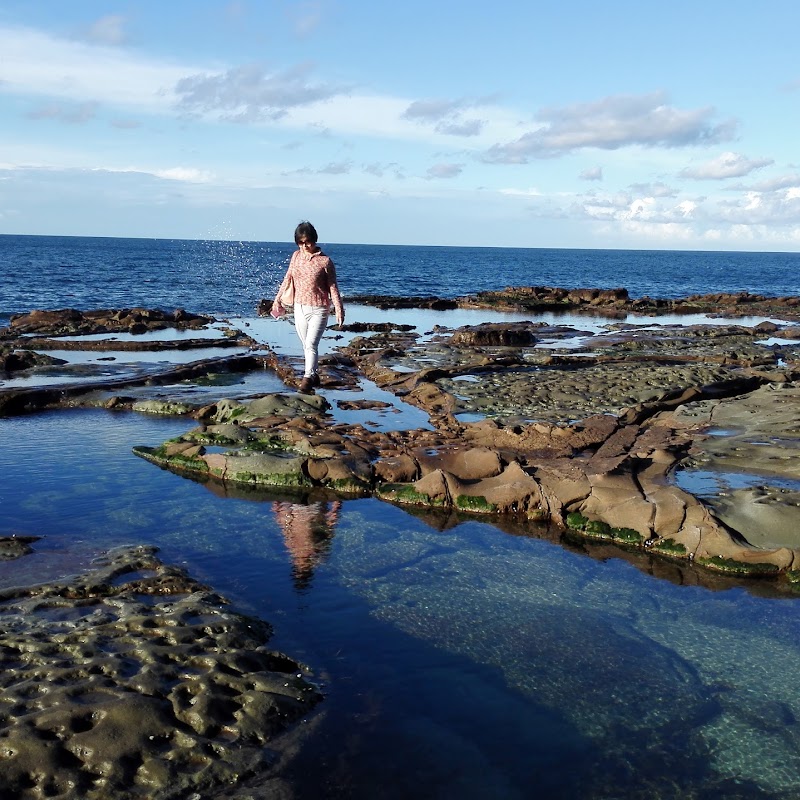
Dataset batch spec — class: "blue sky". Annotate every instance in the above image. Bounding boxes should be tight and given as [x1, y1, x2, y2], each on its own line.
[1, 1, 799, 250]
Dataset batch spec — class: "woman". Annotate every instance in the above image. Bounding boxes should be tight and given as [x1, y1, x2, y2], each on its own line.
[274, 221, 345, 393]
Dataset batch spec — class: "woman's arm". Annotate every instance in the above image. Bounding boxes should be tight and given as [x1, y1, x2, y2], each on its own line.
[326, 261, 345, 326]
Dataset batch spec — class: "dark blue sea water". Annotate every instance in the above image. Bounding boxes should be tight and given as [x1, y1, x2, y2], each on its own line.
[1, 234, 798, 320]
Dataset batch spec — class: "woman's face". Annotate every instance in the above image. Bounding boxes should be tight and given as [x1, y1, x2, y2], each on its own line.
[297, 237, 317, 252]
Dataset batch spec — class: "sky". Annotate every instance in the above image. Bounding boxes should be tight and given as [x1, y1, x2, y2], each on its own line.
[1, 1, 799, 251]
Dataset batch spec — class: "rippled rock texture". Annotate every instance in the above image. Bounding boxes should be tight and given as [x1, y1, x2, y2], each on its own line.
[0, 545, 321, 800]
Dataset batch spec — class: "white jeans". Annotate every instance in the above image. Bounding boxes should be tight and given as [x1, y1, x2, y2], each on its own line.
[293, 303, 329, 377]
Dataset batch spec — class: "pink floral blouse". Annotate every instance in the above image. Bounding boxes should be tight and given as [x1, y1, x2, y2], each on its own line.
[275, 249, 344, 320]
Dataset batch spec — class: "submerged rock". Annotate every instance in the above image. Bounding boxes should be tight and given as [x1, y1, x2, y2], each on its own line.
[0, 536, 40, 560]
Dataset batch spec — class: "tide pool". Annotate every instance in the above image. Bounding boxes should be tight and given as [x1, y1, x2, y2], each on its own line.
[3, 408, 800, 798]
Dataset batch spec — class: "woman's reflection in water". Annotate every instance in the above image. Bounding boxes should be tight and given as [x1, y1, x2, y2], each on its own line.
[272, 500, 341, 590]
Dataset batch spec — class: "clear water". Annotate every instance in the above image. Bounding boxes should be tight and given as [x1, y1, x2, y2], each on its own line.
[3, 410, 800, 798]
[677, 469, 800, 496]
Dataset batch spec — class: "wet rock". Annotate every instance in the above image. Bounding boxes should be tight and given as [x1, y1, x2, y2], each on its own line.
[133, 399, 195, 415]
[337, 295, 458, 310]
[451, 322, 539, 347]
[15, 335, 255, 352]
[246, 393, 329, 419]
[373, 453, 419, 483]
[337, 399, 394, 411]
[411, 444, 503, 480]
[0, 545, 321, 800]
[135, 407, 379, 494]
[461, 287, 800, 322]
[2, 307, 214, 337]
[0, 346, 66, 372]
[6, 302, 800, 584]
[340, 321, 416, 333]
[0, 536, 40, 560]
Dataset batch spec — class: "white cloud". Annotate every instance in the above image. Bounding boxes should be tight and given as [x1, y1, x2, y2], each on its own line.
[499, 187, 542, 197]
[153, 167, 215, 183]
[618, 220, 696, 241]
[0, 24, 194, 113]
[174, 62, 349, 121]
[44, 165, 216, 184]
[426, 163, 464, 179]
[680, 151, 773, 180]
[628, 181, 678, 198]
[27, 101, 99, 124]
[80, 15, 129, 46]
[436, 118, 485, 137]
[483, 91, 736, 163]
[0, 24, 523, 147]
[712, 187, 800, 225]
[363, 162, 404, 179]
[319, 161, 353, 175]
[402, 97, 486, 137]
[579, 166, 603, 181]
[730, 173, 800, 192]
[575, 188, 703, 227]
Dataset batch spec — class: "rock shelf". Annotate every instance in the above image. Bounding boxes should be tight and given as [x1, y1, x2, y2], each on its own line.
[2, 295, 800, 585]
[0, 545, 321, 800]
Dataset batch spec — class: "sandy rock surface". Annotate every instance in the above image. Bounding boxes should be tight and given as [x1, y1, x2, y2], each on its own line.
[675, 383, 800, 549]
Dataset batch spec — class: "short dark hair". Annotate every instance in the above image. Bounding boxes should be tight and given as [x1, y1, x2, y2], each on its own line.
[294, 221, 318, 244]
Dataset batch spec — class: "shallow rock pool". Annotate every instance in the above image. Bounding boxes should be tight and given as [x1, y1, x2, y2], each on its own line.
[3, 409, 800, 798]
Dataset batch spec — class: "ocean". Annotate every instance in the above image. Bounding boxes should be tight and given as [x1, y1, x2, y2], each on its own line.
[3, 234, 800, 799]
[2, 233, 800, 320]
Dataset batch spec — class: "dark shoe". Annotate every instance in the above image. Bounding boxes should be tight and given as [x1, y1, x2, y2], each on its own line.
[310, 373, 321, 387]
[298, 377, 314, 394]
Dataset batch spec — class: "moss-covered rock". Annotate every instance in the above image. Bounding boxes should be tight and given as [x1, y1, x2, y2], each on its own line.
[696, 555, 780, 576]
[583, 519, 613, 539]
[612, 526, 645, 545]
[454, 494, 497, 513]
[650, 538, 689, 557]
[132, 399, 194, 416]
[221, 451, 310, 487]
[566, 512, 588, 530]
[132, 445, 209, 474]
[377, 483, 448, 508]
